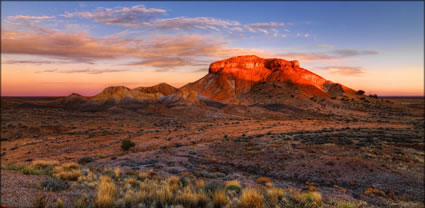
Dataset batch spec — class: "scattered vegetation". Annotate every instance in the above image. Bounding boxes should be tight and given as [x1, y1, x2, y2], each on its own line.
[76, 167, 328, 208]
[121, 139, 135, 151]
[32, 194, 49, 208]
[239, 188, 264, 208]
[1, 160, 58, 176]
[41, 177, 69, 192]
[5, 160, 420, 208]
[54, 162, 81, 181]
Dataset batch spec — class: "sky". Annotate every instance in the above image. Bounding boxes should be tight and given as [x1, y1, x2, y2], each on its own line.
[1, 1, 424, 96]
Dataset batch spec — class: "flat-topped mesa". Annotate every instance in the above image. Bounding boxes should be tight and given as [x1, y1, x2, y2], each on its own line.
[209, 55, 300, 73]
[182, 55, 356, 101]
[208, 55, 302, 82]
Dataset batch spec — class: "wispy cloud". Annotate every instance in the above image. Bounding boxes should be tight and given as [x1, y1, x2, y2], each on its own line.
[332, 49, 378, 57]
[2, 59, 81, 65]
[61, 5, 290, 37]
[244, 22, 285, 34]
[126, 57, 191, 68]
[62, 5, 166, 27]
[37, 68, 130, 74]
[317, 66, 365, 75]
[296, 33, 310, 38]
[277, 49, 378, 61]
[278, 52, 334, 60]
[154, 17, 240, 30]
[8, 15, 55, 20]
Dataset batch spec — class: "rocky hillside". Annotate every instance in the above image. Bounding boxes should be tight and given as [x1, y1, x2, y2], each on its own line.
[180, 55, 356, 104]
[86, 83, 176, 105]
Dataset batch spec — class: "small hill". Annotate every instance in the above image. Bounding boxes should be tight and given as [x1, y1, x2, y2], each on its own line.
[52, 93, 88, 106]
[134, 83, 177, 96]
[86, 86, 160, 105]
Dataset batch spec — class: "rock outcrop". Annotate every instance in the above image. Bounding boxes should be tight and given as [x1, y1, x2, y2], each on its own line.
[181, 55, 355, 102]
[134, 83, 177, 96]
[82, 55, 357, 107]
[86, 83, 176, 105]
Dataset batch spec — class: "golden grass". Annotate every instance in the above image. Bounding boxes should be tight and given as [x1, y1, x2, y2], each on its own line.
[293, 191, 322, 207]
[54, 163, 81, 181]
[95, 176, 117, 208]
[225, 180, 240, 188]
[56, 198, 63, 208]
[124, 190, 136, 207]
[177, 188, 208, 208]
[255, 176, 271, 184]
[181, 171, 191, 177]
[61, 162, 79, 169]
[266, 186, 285, 205]
[31, 160, 59, 168]
[113, 168, 121, 179]
[212, 191, 229, 208]
[153, 183, 174, 206]
[239, 188, 265, 208]
[33, 161, 329, 208]
[195, 179, 205, 188]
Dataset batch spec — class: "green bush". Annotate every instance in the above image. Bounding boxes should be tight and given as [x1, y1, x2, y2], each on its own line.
[78, 156, 94, 164]
[121, 139, 135, 151]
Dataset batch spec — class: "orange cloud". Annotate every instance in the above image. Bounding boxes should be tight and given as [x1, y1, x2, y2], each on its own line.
[2, 25, 279, 69]
[317, 66, 365, 75]
[1, 30, 134, 63]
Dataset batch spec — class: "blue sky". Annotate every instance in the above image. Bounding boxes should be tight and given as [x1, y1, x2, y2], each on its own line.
[1, 1, 424, 96]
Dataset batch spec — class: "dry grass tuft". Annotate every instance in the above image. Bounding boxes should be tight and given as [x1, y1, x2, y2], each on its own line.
[95, 176, 117, 208]
[113, 168, 121, 179]
[154, 183, 174, 206]
[212, 191, 229, 208]
[239, 188, 265, 208]
[195, 179, 205, 188]
[266, 187, 285, 205]
[255, 176, 271, 184]
[54, 163, 81, 181]
[32, 160, 59, 168]
[177, 189, 208, 208]
[33, 194, 49, 208]
[56, 198, 63, 208]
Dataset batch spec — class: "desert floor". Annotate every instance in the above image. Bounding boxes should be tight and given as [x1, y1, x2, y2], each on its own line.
[1, 97, 424, 208]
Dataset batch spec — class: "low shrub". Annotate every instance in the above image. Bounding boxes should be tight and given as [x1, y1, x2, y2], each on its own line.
[41, 177, 69, 192]
[121, 139, 135, 151]
[78, 157, 94, 164]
